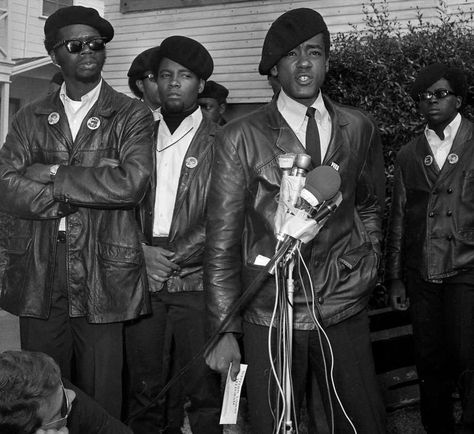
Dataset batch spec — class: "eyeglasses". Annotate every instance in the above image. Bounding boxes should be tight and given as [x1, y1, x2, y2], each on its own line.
[40, 382, 72, 430]
[418, 88, 456, 102]
[142, 73, 157, 83]
[52, 37, 107, 54]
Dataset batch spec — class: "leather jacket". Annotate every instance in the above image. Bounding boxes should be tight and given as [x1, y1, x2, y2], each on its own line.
[204, 96, 385, 332]
[385, 117, 474, 281]
[138, 115, 217, 292]
[0, 81, 154, 323]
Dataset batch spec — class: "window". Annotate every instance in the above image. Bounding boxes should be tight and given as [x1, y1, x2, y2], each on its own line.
[42, 0, 73, 17]
[121, 0, 252, 13]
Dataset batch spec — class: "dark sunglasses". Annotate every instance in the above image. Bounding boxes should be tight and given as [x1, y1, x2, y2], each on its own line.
[418, 88, 456, 102]
[53, 37, 107, 54]
[142, 73, 157, 83]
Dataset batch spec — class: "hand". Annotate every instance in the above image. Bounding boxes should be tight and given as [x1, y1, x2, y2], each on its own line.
[142, 245, 180, 290]
[36, 427, 69, 434]
[388, 279, 409, 311]
[205, 333, 241, 381]
[24, 163, 53, 184]
[97, 157, 120, 168]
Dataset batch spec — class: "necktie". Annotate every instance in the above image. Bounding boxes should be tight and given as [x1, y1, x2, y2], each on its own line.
[305, 107, 321, 167]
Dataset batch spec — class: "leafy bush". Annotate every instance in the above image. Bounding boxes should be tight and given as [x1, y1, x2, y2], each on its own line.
[325, 0, 474, 188]
[323, 0, 474, 305]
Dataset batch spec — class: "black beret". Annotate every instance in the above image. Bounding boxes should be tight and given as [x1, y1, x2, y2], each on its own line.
[259, 8, 329, 75]
[128, 46, 161, 78]
[411, 63, 467, 103]
[198, 81, 229, 104]
[44, 6, 114, 53]
[152, 36, 213, 80]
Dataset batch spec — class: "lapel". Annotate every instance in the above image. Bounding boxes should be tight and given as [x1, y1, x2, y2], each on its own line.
[171, 118, 216, 225]
[414, 136, 439, 188]
[436, 117, 474, 183]
[322, 96, 346, 167]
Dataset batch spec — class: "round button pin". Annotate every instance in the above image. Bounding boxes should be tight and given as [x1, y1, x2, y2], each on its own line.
[424, 155, 433, 166]
[447, 153, 458, 164]
[185, 157, 198, 169]
[87, 117, 101, 130]
[48, 112, 60, 125]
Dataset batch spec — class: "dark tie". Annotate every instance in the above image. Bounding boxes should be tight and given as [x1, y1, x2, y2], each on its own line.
[305, 107, 321, 167]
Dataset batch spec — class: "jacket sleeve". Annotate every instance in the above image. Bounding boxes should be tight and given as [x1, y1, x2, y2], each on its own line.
[53, 107, 154, 209]
[384, 154, 406, 281]
[204, 128, 246, 335]
[355, 118, 385, 256]
[171, 221, 206, 266]
[0, 112, 76, 219]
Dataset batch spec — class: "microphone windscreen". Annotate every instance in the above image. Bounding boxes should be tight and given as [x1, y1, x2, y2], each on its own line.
[305, 166, 341, 202]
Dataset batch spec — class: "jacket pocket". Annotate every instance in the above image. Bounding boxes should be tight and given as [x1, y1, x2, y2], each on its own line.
[1, 236, 31, 304]
[97, 242, 143, 300]
[338, 242, 377, 271]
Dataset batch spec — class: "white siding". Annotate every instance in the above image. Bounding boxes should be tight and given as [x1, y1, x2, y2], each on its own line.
[103, 0, 474, 103]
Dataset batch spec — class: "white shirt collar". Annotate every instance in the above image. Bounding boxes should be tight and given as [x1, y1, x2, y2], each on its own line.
[59, 79, 102, 106]
[157, 106, 202, 151]
[424, 112, 462, 145]
[277, 89, 329, 133]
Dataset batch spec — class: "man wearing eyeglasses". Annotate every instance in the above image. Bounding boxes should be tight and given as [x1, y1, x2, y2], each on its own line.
[0, 6, 153, 419]
[128, 47, 162, 120]
[386, 63, 474, 433]
[0, 351, 133, 434]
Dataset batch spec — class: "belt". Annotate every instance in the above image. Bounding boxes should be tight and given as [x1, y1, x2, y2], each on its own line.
[57, 231, 67, 243]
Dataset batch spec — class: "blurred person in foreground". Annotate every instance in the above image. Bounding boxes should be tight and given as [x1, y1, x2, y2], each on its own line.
[0, 350, 132, 434]
[204, 7, 386, 434]
[386, 63, 474, 434]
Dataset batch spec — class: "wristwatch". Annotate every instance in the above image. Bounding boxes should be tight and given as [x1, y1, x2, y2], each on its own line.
[49, 164, 60, 181]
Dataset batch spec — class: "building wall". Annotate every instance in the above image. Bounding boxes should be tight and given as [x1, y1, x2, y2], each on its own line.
[9, 0, 105, 60]
[102, 0, 473, 104]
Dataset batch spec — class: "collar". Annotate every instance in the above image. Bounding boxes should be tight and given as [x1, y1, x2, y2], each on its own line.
[424, 112, 462, 144]
[59, 79, 102, 105]
[156, 106, 203, 151]
[277, 89, 328, 132]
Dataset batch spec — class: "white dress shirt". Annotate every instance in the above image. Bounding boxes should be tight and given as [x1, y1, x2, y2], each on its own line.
[424, 113, 461, 170]
[153, 107, 203, 237]
[59, 79, 102, 141]
[276, 89, 332, 161]
[58, 80, 102, 230]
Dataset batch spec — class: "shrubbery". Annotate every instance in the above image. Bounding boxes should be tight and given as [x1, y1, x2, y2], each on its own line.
[325, 0, 474, 189]
[323, 0, 474, 304]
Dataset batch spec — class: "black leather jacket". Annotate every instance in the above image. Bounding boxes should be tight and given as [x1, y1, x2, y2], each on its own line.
[204, 97, 385, 333]
[138, 115, 217, 292]
[385, 117, 474, 281]
[0, 82, 154, 322]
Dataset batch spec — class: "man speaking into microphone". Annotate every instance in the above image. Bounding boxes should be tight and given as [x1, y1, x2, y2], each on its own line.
[204, 7, 386, 434]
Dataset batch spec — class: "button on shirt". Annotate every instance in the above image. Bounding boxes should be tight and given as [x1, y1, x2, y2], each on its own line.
[276, 89, 332, 161]
[58, 80, 102, 230]
[424, 113, 461, 170]
[153, 107, 203, 237]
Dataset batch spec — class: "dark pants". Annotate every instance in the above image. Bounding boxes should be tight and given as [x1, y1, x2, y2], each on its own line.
[243, 310, 386, 434]
[19, 241, 123, 419]
[407, 273, 474, 434]
[125, 290, 222, 434]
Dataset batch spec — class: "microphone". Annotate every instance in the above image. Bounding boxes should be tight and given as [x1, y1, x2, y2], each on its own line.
[276, 165, 341, 245]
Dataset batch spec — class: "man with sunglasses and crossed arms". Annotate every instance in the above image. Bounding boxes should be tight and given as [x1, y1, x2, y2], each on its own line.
[0, 350, 132, 434]
[386, 63, 474, 433]
[0, 6, 153, 419]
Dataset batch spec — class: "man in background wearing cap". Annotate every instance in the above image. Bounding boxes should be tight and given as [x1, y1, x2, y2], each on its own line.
[126, 35, 222, 434]
[0, 6, 153, 419]
[198, 80, 229, 126]
[128, 46, 162, 120]
[386, 64, 474, 433]
[204, 8, 386, 433]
